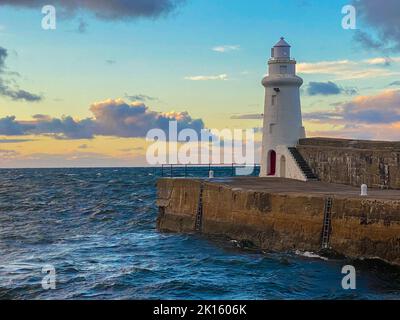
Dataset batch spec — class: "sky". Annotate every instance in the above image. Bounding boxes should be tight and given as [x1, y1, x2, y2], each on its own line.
[0, 0, 399, 167]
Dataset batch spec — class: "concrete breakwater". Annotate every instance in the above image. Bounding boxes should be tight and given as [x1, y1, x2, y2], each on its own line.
[156, 177, 400, 265]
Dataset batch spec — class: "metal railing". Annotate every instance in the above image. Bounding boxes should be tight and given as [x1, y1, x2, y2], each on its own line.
[159, 164, 260, 178]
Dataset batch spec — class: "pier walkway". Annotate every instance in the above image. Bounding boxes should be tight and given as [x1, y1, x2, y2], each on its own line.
[200, 177, 400, 200]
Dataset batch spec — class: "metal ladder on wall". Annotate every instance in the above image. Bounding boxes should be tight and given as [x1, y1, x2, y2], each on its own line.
[321, 197, 333, 249]
[194, 183, 204, 232]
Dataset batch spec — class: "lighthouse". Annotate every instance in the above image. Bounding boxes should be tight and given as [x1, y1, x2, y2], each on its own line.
[260, 38, 312, 181]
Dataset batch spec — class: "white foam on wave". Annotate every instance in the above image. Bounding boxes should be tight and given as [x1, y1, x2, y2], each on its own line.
[295, 250, 328, 261]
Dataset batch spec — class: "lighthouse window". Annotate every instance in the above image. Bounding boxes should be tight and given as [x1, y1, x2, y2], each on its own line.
[269, 124, 275, 134]
[272, 95, 277, 106]
[280, 65, 287, 74]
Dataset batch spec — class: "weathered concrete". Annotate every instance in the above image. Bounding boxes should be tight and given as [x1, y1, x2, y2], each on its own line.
[298, 138, 400, 189]
[157, 177, 400, 266]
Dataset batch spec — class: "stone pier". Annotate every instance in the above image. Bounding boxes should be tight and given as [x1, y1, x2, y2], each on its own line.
[156, 177, 400, 266]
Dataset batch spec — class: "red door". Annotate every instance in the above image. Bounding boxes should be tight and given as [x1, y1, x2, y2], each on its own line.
[268, 150, 276, 176]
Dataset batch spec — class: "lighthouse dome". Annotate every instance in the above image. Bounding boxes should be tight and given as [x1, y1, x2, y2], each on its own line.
[271, 37, 291, 59]
[274, 37, 291, 47]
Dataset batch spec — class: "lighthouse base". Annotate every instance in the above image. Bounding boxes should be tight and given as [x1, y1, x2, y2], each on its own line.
[260, 145, 308, 181]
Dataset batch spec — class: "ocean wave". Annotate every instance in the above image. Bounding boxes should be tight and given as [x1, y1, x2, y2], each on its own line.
[295, 250, 329, 261]
[1, 167, 399, 300]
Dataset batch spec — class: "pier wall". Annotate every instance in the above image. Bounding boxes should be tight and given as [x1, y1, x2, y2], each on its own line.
[157, 178, 400, 265]
[298, 138, 400, 189]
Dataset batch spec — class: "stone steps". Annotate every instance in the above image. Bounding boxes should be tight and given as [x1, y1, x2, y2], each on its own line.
[288, 147, 319, 180]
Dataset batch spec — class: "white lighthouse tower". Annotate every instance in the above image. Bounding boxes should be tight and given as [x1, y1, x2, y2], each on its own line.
[260, 37, 311, 181]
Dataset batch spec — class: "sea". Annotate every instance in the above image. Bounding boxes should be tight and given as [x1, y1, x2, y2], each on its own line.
[0, 167, 399, 300]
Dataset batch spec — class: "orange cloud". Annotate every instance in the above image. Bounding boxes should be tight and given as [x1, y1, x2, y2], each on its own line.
[304, 89, 400, 140]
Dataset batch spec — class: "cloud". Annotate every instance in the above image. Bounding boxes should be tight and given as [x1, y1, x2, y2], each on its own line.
[0, 47, 7, 67]
[0, 150, 145, 168]
[0, 46, 42, 102]
[307, 81, 357, 96]
[304, 90, 400, 140]
[0, 0, 186, 20]
[231, 113, 263, 120]
[33, 116, 96, 139]
[0, 116, 34, 135]
[298, 60, 354, 74]
[184, 74, 228, 81]
[78, 144, 89, 149]
[90, 99, 204, 137]
[389, 81, 400, 86]
[362, 57, 400, 66]
[212, 45, 240, 53]
[125, 94, 157, 102]
[304, 90, 400, 125]
[0, 138, 33, 143]
[297, 58, 400, 80]
[0, 81, 42, 101]
[307, 122, 400, 141]
[119, 147, 144, 152]
[353, 30, 386, 52]
[89, 99, 152, 138]
[353, 0, 400, 53]
[0, 98, 205, 140]
[307, 81, 341, 95]
[0, 149, 19, 159]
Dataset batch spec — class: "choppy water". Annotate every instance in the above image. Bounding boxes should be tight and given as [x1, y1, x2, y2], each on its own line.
[0, 167, 399, 300]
